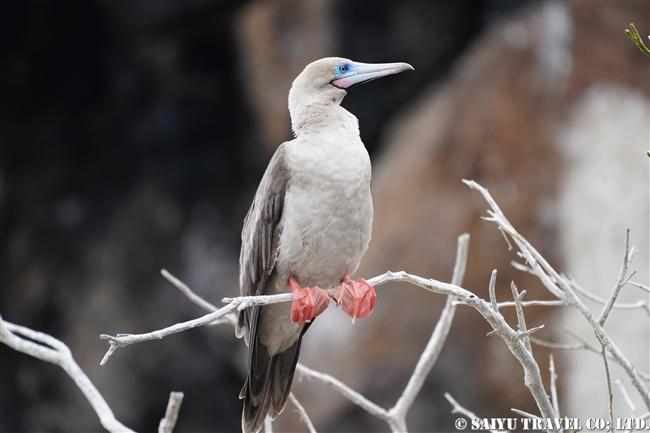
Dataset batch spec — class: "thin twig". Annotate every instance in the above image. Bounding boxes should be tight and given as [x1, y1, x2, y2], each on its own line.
[561, 329, 650, 382]
[517, 325, 544, 340]
[530, 337, 584, 351]
[295, 364, 390, 422]
[98, 290, 299, 365]
[597, 331, 615, 431]
[511, 282, 532, 354]
[494, 299, 567, 308]
[598, 230, 633, 326]
[511, 408, 542, 420]
[99, 302, 241, 365]
[628, 281, 650, 293]
[161, 269, 218, 312]
[444, 393, 505, 433]
[289, 393, 317, 433]
[489, 270, 499, 312]
[161, 269, 236, 325]
[1, 316, 135, 433]
[615, 379, 637, 418]
[568, 279, 647, 312]
[387, 233, 470, 432]
[512, 266, 649, 311]
[158, 391, 184, 433]
[549, 354, 559, 419]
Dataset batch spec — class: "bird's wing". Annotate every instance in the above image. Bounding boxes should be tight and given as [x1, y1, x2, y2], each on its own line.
[236, 142, 290, 344]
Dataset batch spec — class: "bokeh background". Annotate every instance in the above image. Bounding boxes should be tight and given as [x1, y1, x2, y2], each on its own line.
[1, 1, 648, 432]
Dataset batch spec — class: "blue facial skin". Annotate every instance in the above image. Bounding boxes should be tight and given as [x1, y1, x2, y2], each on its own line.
[331, 62, 357, 89]
[335, 62, 353, 78]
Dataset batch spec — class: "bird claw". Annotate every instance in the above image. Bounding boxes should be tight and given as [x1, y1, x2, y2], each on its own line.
[289, 278, 330, 326]
[333, 276, 376, 320]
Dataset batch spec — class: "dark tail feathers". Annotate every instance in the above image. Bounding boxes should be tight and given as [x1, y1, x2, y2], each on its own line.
[241, 335, 305, 433]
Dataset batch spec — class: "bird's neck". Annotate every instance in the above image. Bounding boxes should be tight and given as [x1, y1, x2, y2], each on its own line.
[291, 103, 359, 138]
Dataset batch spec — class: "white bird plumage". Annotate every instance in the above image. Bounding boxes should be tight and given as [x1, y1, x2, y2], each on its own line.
[236, 57, 413, 433]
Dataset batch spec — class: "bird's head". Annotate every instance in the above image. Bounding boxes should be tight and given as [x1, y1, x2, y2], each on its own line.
[288, 57, 413, 132]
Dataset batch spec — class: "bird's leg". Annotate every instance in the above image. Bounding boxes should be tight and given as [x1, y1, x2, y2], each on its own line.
[288, 277, 331, 326]
[332, 276, 376, 322]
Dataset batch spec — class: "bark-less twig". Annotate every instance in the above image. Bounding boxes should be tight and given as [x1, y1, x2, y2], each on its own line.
[444, 392, 505, 433]
[530, 330, 650, 382]
[158, 392, 184, 433]
[549, 354, 560, 419]
[288, 393, 317, 433]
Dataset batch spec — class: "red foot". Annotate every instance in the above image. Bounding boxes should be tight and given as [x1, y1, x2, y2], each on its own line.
[289, 278, 330, 326]
[333, 276, 376, 321]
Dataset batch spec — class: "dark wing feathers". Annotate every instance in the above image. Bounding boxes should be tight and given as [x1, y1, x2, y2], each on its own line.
[235, 144, 289, 342]
[237, 144, 297, 433]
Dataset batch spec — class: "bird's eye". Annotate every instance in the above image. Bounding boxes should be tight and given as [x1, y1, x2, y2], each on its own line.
[337, 64, 349, 74]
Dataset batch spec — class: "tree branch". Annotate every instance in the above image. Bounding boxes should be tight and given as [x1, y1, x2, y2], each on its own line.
[289, 393, 317, 433]
[444, 393, 505, 433]
[598, 229, 635, 325]
[1, 315, 135, 433]
[388, 233, 470, 431]
[464, 179, 650, 411]
[158, 392, 184, 433]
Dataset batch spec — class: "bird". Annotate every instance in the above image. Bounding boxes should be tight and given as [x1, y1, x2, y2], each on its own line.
[235, 57, 413, 433]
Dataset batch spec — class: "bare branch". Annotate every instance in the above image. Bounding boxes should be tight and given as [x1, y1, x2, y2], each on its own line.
[100, 302, 241, 365]
[1, 316, 134, 433]
[517, 325, 544, 340]
[489, 269, 499, 312]
[161, 269, 236, 325]
[193, 261, 553, 429]
[289, 393, 317, 433]
[99, 288, 298, 365]
[549, 354, 559, 419]
[530, 337, 584, 351]
[158, 392, 184, 433]
[597, 332, 615, 430]
[559, 329, 650, 382]
[295, 364, 390, 422]
[568, 279, 648, 312]
[451, 234, 471, 287]
[495, 299, 567, 308]
[464, 179, 650, 411]
[511, 282, 532, 354]
[628, 281, 650, 293]
[444, 393, 505, 433]
[388, 234, 470, 431]
[615, 379, 637, 418]
[511, 260, 536, 274]
[511, 408, 542, 420]
[598, 230, 634, 326]
[161, 269, 218, 313]
[368, 269, 559, 428]
[264, 416, 273, 433]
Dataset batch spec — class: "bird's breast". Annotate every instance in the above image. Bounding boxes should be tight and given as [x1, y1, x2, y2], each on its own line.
[276, 136, 373, 290]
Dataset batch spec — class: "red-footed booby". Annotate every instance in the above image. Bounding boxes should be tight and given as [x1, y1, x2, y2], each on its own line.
[236, 57, 413, 433]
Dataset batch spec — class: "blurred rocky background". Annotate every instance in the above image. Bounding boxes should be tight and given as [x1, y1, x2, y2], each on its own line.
[1, 1, 648, 432]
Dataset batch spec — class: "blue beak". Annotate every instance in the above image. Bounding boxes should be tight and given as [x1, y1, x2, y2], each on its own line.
[331, 61, 414, 90]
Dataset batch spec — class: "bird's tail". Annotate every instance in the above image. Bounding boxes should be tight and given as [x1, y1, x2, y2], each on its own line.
[240, 334, 305, 433]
